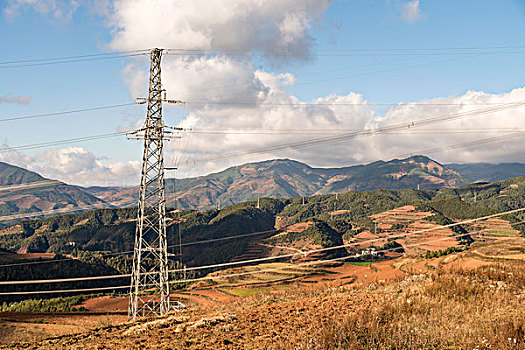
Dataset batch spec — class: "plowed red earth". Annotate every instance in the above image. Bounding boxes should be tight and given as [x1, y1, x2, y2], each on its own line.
[3, 239, 524, 349]
[7, 287, 378, 350]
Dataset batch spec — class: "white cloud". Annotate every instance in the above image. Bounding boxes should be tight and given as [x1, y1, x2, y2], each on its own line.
[0, 146, 140, 187]
[400, 0, 423, 23]
[0, 93, 32, 105]
[3, 86, 525, 186]
[105, 0, 335, 177]
[102, 0, 525, 179]
[30, 147, 140, 186]
[109, 0, 331, 55]
[165, 86, 525, 178]
[37, 147, 100, 174]
[2, 0, 523, 187]
[0, 144, 34, 168]
[4, 0, 80, 21]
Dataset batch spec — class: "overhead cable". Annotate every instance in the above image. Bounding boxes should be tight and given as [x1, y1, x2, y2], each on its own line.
[0, 103, 137, 123]
[182, 101, 525, 165]
[1, 207, 521, 285]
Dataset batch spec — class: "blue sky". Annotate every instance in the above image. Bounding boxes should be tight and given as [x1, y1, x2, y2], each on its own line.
[1, 0, 525, 186]
[290, 0, 525, 101]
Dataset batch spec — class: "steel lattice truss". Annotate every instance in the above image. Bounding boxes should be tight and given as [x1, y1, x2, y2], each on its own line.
[128, 48, 170, 319]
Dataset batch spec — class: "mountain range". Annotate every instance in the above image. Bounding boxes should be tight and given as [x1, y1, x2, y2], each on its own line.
[0, 162, 106, 224]
[0, 156, 523, 220]
[86, 155, 525, 209]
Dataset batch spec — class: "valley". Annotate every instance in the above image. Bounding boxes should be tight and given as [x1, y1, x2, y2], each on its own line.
[0, 175, 524, 348]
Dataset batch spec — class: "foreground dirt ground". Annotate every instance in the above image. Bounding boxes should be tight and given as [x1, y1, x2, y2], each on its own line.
[5, 261, 525, 350]
[2, 235, 525, 349]
[3, 240, 525, 349]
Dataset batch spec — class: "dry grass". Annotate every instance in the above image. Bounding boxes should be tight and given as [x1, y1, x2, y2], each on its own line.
[306, 264, 525, 350]
[6, 262, 525, 349]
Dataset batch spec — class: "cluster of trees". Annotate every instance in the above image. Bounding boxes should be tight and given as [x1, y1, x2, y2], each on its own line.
[424, 246, 468, 259]
[268, 219, 347, 258]
[0, 295, 89, 312]
[381, 240, 404, 253]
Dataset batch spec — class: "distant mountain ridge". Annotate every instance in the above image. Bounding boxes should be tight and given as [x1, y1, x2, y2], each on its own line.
[88, 155, 468, 209]
[0, 162, 107, 222]
[446, 162, 525, 183]
[0, 162, 45, 186]
[1, 156, 524, 218]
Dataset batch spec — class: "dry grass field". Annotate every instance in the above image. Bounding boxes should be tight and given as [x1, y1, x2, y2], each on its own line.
[4, 260, 524, 350]
[2, 208, 525, 349]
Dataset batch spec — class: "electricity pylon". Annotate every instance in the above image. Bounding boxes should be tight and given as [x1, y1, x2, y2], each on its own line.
[128, 48, 182, 320]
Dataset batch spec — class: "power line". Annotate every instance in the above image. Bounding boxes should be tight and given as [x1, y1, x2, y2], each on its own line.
[2, 220, 521, 295]
[0, 132, 128, 154]
[292, 52, 484, 87]
[1, 207, 521, 285]
[168, 208, 525, 273]
[0, 285, 130, 296]
[0, 196, 138, 223]
[394, 131, 525, 159]
[0, 180, 62, 193]
[0, 228, 279, 269]
[0, 52, 148, 69]
[170, 227, 505, 285]
[183, 101, 524, 107]
[182, 101, 525, 165]
[5, 103, 520, 162]
[4, 101, 517, 126]
[179, 229, 278, 247]
[0, 202, 126, 223]
[164, 48, 525, 57]
[0, 129, 521, 225]
[0, 103, 137, 123]
[332, 132, 525, 171]
[11, 46, 519, 67]
[0, 50, 149, 66]
[0, 273, 130, 285]
[165, 45, 525, 53]
[0, 129, 523, 268]
[0, 128, 521, 268]
[187, 127, 525, 135]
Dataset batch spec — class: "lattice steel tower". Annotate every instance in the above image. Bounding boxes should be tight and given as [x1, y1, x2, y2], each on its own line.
[128, 48, 181, 320]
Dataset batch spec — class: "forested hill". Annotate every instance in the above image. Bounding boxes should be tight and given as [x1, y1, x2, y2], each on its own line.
[1, 156, 524, 222]
[1, 176, 524, 275]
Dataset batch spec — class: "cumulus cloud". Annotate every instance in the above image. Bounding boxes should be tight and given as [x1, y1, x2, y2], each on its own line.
[400, 0, 424, 23]
[102, 0, 525, 179]
[29, 147, 140, 186]
[0, 93, 32, 105]
[0, 144, 34, 168]
[109, 0, 331, 55]
[0, 146, 140, 187]
[3, 0, 523, 186]
[4, 0, 80, 21]
[166, 86, 525, 177]
[6, 84, 523, 186]
[105, 0, 337, 177]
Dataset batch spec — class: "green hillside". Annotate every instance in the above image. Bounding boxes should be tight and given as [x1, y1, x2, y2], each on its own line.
[1, 176, 523, 267]
[0, 176, 524, 301]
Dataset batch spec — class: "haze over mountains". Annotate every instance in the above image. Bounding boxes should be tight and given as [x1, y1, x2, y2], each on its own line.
[0, 155, 524, 220]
